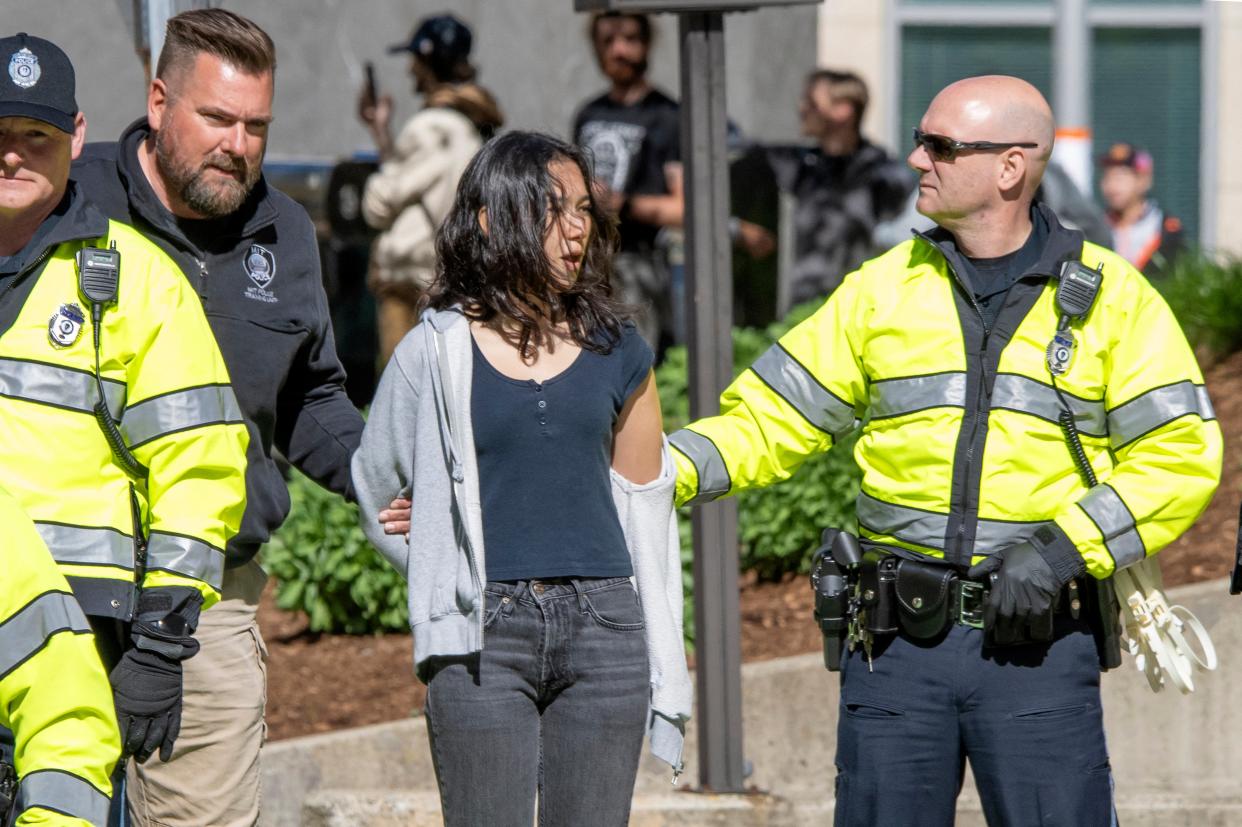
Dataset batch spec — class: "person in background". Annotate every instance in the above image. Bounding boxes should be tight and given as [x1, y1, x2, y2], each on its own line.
[765, 69, 914, 304]
[358, 13, 503, 365]
[1099, 141, 1185, 276]
[573, 12, 773, 349]
[354, 131, 690, 827]
[73, 10, 362, 825]
[572, 11, 680, 351]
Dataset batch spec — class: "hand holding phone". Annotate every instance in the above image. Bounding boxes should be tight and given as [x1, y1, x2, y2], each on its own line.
[363, 61, 377, 106]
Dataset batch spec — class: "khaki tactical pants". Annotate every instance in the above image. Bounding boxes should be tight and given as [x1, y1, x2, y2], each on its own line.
[128, 560, 268, 827]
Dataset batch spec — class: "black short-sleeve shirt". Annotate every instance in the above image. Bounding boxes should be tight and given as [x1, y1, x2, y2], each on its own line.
[573, 89, 681, 252]
[471, 324, 654, 581]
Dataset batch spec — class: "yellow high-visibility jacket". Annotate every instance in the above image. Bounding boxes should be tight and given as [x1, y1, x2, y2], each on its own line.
[0, 191, 248, 618]
[0, 488, 120, 827]
[672, 209, 1222, 579]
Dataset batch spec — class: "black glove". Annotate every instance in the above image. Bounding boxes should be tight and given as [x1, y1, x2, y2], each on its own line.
[109, 647, 183, 763]
[967, 540, 1069, 632]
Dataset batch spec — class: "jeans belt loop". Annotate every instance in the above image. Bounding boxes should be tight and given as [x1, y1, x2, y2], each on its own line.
[506, 581, 529, 612]
[570, 577, 589, 614]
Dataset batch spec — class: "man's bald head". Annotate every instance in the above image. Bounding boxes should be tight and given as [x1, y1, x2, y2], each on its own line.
[909, 75, 1055, 243]
[926, 75, 1054, 196]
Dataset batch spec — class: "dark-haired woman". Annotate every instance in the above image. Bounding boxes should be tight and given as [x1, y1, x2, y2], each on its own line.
[352, 130, 691, 827]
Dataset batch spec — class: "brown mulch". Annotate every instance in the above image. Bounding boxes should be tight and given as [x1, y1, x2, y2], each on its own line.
[262, 351, 1242, 742]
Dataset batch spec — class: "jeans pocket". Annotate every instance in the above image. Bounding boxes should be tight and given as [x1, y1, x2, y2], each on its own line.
[583, 582, 646, 632]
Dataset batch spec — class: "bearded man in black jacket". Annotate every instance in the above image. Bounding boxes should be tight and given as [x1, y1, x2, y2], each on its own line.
[73, 10, 363, 826]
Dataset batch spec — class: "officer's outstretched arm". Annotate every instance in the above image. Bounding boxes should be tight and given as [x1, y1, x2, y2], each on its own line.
[0, 493, 120, 827]
[1052, 254, 1223, 580]
[670, 274, 868, 507]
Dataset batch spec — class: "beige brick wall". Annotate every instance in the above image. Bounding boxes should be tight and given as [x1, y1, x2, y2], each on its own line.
[1215, 3, 1242, 256]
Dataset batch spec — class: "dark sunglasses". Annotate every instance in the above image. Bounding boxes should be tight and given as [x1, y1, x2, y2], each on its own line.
[912, 128, 1038, 162]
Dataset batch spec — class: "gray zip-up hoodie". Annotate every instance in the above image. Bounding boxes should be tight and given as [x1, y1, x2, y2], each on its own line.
[352, 307, 691, 772]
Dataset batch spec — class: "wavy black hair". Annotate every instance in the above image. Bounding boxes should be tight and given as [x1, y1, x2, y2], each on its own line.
[429, 130, 627, 357]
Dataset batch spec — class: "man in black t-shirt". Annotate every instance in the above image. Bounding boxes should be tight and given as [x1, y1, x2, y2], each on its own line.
[573, 12, 681, 349]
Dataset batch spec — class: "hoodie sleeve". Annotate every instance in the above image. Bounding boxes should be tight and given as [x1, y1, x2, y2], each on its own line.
[352, 338, 422, 575]
[274, 237, 364, 501]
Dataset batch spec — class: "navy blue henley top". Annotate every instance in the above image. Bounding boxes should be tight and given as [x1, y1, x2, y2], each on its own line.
[470, 324, 654, 581]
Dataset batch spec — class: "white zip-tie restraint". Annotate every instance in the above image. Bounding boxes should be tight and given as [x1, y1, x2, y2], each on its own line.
[1115, 557, 1216, 694]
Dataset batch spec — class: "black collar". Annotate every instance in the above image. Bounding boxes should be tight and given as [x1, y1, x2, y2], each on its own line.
[916, 202, 1085, 284]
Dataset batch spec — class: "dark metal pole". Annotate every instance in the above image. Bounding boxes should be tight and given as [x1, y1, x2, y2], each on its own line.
[679, 10, 745, 793]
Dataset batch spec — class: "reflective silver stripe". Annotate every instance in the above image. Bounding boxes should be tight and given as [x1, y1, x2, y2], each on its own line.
[992, 374, 1107, 436]
[1108, 381, 1216, 448]
[122, 385, 244, 447]
[974, 519, 1050, 555]
[871, 373, 966, 419]
[17, 769, 110, 827]
[0, 592, 90, 679]
[750, 344, 855, 436]
[1077, 484, 1145, 568]
[857, 492, 1048, 554]
[0, 357, 125, 417]
[35, 523, 133, 570]
[855, 492, 947, 549]
[669, 429, 730, 505]
[147, 533, 224, 589]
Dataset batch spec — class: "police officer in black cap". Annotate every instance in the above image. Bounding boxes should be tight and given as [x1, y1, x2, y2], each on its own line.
[0, 29, 251, 826]
[356, 13, 503, 363]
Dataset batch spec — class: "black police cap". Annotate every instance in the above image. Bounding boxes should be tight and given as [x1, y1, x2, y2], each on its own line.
[0, 33, 76, 134]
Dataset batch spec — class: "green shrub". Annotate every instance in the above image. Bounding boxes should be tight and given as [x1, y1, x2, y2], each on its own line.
[1153, 253, 1242, 358]
[263, 469, 408, 634]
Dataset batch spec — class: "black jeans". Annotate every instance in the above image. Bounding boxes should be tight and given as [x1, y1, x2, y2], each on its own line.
[423, 577, 650, 827]
[834, 617, 1117, 826]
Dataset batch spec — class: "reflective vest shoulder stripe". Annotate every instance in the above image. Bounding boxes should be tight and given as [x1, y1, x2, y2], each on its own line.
[1108, 381, 1216, 449]
[122, 384, 245, 449]
[0, 591, 90, 681]
[16, 768, 110, 827]
[1077, 483, 1146, 568]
